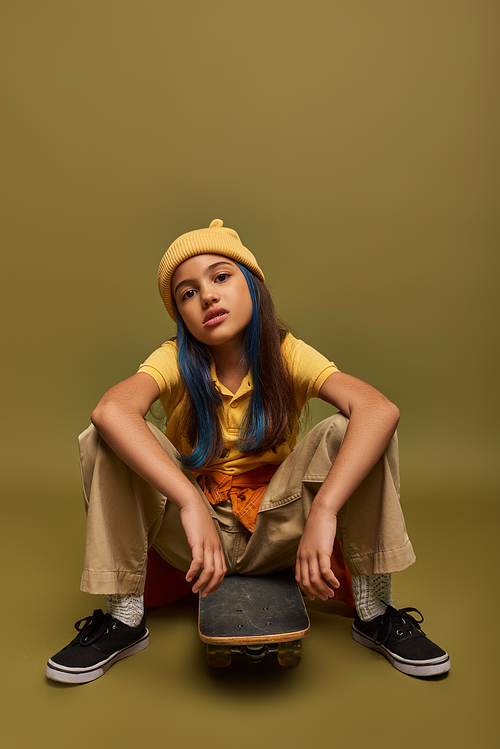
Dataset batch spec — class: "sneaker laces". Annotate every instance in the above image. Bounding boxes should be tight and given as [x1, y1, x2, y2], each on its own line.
[373, 606, 425, 645]
[74, 609, 112, 646]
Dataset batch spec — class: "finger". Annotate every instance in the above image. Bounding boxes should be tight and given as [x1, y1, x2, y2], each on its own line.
[321, 570, 340, 590]
[199, 554, 225, 597]
[185, 547, 203, 583]
[192, 553, 216, 596]
[204, 552, 227, 596]
[295, 560, 307, 596]
[319, 556, 341, 590]
[297, 559, 322, 601]
[296, 558, 316, 601]
[309, 557, 337, 600]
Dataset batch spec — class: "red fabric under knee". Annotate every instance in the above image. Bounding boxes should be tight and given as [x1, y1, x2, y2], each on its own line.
[143, 538, 354, 610]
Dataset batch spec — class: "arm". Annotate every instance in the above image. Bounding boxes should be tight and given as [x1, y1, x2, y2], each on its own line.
[91, 372, 226, 596]
[295, 372, 400, 601]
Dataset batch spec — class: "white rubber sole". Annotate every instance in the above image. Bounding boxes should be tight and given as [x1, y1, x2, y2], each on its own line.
[352, 625, 450, 677]
[46, 630, 150, 684]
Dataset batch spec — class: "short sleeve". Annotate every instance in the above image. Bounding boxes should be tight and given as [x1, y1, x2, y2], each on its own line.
[282, 334, 339, 409]
[137, 340, 182, 401]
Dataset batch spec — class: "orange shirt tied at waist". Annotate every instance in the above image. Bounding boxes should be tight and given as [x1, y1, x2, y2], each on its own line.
[193, 465, 279, 533]
[193, 465, 355, 608]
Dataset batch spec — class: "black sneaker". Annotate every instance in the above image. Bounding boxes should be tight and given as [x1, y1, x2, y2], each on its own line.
[352, 605, 450, 677]
[46, 609, 149, 684]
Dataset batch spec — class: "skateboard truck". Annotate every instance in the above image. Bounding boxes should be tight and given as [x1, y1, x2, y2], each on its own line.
[198, 569, 310, 668]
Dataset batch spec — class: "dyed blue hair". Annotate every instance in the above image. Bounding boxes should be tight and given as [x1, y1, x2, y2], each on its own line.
[236, 263, 265, 451]
[175, 262, 265, 469]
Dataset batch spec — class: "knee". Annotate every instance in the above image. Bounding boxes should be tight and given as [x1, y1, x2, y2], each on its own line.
[318, 412, 349, 441]
[145, 419, 167, 440]
[78, 422, 100, 449]
[302, 413, 349, 457]
[144, 421, 185, 466]
[79, 422, 97, 437]
[325, 413, 349, 454]
[328, 412, 349, 430]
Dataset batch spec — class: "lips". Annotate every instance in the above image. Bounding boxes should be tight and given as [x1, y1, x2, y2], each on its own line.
[203, 307, 229, 327]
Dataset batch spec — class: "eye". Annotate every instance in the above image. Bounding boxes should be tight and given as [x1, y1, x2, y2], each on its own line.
[215, 273, 230, 283]
[181, 289, 197, 301]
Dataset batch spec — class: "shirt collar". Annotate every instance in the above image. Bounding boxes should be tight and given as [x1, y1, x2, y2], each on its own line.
[210, 360, 253, 398]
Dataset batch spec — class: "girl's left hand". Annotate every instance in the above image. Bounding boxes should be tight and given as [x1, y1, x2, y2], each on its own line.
[295, 508, 340, 601]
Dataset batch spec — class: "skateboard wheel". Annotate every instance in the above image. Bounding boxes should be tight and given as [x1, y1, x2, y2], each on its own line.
[277, 640, 302, 667]
[206, 644, 232, 668]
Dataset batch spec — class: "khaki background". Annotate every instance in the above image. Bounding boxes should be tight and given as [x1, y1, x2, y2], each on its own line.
[1, 1, 498, 747]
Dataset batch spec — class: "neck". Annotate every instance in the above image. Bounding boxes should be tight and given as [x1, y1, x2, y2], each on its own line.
[207, 336, 249, 397]
[209, 341, 247, 379]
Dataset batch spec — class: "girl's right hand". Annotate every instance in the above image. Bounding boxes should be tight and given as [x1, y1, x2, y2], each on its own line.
[179, 501, 227, 597]
[90, 372, 227, 597]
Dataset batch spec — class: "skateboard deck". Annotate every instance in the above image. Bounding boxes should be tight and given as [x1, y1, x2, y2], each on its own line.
[198, 568, 310, 667]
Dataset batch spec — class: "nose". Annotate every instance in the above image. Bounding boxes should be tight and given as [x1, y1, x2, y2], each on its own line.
[200, 282, 220, 307]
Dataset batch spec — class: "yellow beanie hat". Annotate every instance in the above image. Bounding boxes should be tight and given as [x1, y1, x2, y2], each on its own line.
[158, 219, 265, 319]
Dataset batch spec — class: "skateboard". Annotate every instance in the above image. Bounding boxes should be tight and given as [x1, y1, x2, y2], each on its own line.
[198, 568, 310, 667]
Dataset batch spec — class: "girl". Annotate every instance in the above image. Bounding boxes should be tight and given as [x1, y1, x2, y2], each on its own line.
[46, 219, 449, 683]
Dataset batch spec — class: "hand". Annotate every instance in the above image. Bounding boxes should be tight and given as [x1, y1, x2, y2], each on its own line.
[295, 508, 340, 601]
[179, 500, 227, 597]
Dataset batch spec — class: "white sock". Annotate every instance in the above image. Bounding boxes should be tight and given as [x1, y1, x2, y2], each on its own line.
[351, 574, 393, 622]
[104, 593, 144, 627]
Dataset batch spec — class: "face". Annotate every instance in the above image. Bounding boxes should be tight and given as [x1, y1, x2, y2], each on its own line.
[171, 254, 254, 352]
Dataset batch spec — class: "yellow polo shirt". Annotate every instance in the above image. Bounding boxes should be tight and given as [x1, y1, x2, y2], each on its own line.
[138, 333, 339, 474]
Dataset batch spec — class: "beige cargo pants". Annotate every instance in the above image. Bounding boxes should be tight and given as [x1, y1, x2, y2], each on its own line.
[79, 414, 415, 595]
